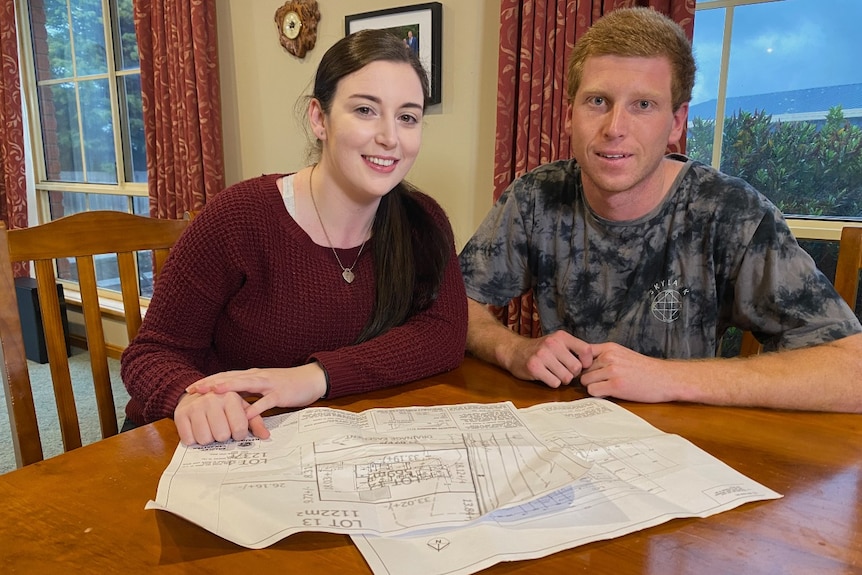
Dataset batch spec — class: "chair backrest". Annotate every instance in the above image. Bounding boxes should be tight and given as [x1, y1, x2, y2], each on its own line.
[0, 211, 190, 468]
[738, 225, 862, 357]
[833, 226, 862, 310]
[737, 329, 762, 358]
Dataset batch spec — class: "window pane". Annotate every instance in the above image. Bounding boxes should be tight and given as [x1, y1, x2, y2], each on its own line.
[48, 191, 134, 220]
[689, 0, 862, 220]
[138, 250, 155, 297]
[687, 7, 725, 165]
[79, 79, 118, 183]
[72, 0, 108, 76]
[39, 82, 83, 182]
[120, 74, 147, 183]
[798, 238, 840, 284]
[132, 196, 149, 215]
[115, 0, 139, 70]
[30, 0, 73, 81]
[94, 253, 121, 292]
[131, 195, 154, 296]
[50, 190, 84, 283]
[88, 193, 129, 211]
[48, 190, 86, 221]
[690, 8, 723, 116]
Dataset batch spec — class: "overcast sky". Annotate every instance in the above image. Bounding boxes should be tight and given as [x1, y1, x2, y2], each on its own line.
[691, 0, 862, 105]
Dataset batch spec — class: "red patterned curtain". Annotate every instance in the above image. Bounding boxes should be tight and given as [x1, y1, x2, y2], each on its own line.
[0, 0, 27, 233]
[134, 0, 224, 219]
[492, 0, 695, 335]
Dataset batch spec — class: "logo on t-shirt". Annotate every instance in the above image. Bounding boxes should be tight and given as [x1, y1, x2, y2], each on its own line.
[650, 278, 690, 324]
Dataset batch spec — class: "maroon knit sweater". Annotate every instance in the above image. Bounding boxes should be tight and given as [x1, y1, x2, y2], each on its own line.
[120, 174, 467, 424]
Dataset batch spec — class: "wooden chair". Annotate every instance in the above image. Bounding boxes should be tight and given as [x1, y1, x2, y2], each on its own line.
[738, 329, 762, 358]
[739, 226, 862, 357]
[0, 211, 191, 468]
[832, 226, 862, 310]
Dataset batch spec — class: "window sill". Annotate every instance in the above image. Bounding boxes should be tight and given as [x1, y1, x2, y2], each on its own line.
[61, 287, 149, 320]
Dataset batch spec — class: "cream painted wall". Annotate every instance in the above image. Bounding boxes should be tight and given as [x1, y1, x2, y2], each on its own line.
[216, 0, 500, 248]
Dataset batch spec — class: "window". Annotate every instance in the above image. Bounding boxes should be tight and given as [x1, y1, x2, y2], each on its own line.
[690, 0, 862, 337]
[689, 0, 862, 242]
[19, 0, 156, 296]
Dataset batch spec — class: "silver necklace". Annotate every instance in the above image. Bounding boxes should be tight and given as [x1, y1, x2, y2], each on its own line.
[308, 165, 368, 284]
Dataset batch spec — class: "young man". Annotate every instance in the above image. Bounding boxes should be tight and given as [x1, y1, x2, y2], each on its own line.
[459, 7, 862, 412]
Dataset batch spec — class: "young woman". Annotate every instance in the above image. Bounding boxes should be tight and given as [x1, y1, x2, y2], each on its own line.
[121, 29, 467, 445]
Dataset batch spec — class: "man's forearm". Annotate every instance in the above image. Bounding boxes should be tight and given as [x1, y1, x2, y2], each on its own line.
[669, 332, 862, 412]
[465, 298, 520, 371]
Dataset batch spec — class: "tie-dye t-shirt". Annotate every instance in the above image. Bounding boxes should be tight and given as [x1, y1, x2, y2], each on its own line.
[460, 155, 861, 358]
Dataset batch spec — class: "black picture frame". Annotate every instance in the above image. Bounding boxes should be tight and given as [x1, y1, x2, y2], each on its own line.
[345, 2, 442, 105]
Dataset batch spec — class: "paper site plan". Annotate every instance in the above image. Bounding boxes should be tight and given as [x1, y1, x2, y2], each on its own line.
[147, 397, 780, 572]
[352, 399, 782, 575]
[146, 401, 592, 549]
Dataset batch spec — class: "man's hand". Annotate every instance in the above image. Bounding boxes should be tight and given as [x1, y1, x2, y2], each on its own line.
[505, 329, 594, 387]
[466, 298, 594, 387]
[579, 342, 681, 403]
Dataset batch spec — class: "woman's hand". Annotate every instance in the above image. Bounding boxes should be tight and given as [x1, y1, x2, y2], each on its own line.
[174, 389, 270, 446]
[185, 362, 328, 419]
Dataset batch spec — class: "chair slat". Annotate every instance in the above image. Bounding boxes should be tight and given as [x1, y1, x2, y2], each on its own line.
[118, 251, 144, 342]
[34, 259, 82, 452]
[153, 247, 170, 279]
[834, 227, 862, 310]
[0, 224, 43, 465]
[738, 330, 761, 358]
[76, 254, 119, 438]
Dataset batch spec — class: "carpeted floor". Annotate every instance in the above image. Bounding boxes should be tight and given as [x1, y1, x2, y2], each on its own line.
[0, 348, 129, 474]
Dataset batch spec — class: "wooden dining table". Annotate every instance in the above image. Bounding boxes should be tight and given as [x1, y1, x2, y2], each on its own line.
[1, 356, 860, 574]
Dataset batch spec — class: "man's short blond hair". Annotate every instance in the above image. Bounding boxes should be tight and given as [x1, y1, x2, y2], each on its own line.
[566, 7, 696, 111]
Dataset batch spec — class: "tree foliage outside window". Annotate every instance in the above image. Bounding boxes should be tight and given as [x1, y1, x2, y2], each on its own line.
[687, 107, 862, 218]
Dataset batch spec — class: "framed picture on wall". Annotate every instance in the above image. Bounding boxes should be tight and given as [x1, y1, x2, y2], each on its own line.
[345, 2, 442, 105]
